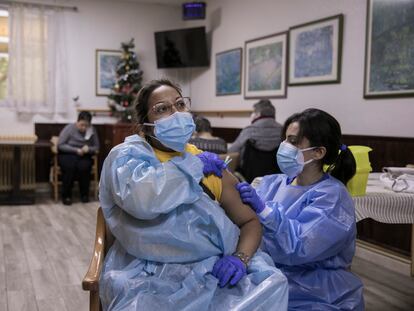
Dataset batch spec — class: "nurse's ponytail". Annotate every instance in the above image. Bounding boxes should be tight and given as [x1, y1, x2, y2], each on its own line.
[329, 146, 356, 185]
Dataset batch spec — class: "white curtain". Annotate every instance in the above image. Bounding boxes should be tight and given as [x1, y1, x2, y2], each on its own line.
[8, 4, 68, 114]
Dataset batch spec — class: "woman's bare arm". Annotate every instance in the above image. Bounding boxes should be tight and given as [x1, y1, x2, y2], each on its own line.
[219, 170, 262, 259]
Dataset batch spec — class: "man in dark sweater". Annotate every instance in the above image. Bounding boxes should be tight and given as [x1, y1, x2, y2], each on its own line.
[228, 99, 282, 174]
[58, 111, 99, 205]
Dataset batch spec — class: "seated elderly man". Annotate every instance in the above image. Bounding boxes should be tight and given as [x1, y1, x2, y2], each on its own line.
[229, 99, 282, 166]
[58, 111, 99, 205]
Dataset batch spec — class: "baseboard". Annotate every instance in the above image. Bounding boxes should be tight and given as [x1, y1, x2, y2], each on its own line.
[355, 239, 411, 276]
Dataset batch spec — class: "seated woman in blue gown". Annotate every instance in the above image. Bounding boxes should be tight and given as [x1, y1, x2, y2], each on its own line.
[98, 79, 288, 311]
[237, 108, 365, 311]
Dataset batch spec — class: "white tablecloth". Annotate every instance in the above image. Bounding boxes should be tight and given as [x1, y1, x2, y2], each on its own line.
[353, 173, 414, 224]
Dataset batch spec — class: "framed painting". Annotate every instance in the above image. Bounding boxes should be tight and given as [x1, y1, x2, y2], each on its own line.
[244, 31, 288, 99]
[216, 48, 242, 96]
[289, 14, 343, 86]
[364, 0, 414, 98]
[96, 49, 122, 96]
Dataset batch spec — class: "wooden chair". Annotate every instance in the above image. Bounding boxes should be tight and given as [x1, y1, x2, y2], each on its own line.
[83, 207, 114, 311]
[50, 136, 99, 201]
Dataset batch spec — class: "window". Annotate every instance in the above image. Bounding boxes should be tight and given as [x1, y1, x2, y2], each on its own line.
[0, 9, 8, 100]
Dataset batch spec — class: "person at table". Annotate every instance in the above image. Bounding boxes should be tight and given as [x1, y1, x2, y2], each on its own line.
[189, 115, 228, 154]
[98, 79, 288, 310]
[236, 108, 365, 310]
[57, 111, 99, 205]
[228, 99, 282, 164]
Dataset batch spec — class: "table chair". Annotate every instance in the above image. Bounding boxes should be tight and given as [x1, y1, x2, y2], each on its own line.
[50, 136, 98, 202]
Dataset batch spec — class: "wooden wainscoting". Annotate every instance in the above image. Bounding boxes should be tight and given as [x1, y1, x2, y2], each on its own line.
[213, 127, 414, 171]
[341, 135, 414, 172]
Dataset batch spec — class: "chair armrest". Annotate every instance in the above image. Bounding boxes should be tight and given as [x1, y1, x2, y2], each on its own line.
[82, 207, 106, 292]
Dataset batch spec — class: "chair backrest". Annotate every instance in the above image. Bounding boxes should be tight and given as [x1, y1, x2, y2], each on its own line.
[239, 139, 280, 183]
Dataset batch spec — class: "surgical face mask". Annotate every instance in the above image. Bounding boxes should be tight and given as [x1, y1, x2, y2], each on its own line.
[144, 112, 195, 152]
[276, 141, 317, 178]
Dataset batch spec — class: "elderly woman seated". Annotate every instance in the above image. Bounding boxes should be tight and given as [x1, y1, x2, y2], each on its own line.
[98, 79, 288, 310]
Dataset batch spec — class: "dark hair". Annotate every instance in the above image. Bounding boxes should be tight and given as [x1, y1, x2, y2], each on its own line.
[194, 116, 212, 133]
[134, 78, 182, 132]
[253, 99, 275, 118]
[78, 111, 92, 123]
[282, 108, 356, 185]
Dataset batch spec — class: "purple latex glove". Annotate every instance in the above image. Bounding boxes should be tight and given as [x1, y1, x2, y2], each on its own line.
[196, 151, 227, 177]
[212, 255, 247, 287]
[236, 182, 265, 214]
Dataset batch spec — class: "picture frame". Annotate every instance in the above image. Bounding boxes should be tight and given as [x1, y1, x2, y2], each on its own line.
[364, 0, 414, 98]
[289, 14, 343, 86]
[96, 49, 122, 96]
[216, 48, 242, 96]
[244, 31, 288, 99]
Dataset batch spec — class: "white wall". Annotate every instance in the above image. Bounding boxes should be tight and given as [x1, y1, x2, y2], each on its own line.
[1, 0, 413, 138]
[189, 0, 414, 138]
[0, 0, 184, 135]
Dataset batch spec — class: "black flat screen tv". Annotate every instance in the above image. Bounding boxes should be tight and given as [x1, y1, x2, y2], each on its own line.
[154, 26, 209, 68]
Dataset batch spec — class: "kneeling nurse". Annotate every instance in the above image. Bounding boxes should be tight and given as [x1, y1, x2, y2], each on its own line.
[237, 108, 364, 311]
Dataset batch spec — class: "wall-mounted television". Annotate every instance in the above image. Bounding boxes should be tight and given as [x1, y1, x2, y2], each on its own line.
[154, 26, 209, 68]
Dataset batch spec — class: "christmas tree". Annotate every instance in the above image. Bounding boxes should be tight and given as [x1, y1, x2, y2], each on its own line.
[108, 38, 143, 122]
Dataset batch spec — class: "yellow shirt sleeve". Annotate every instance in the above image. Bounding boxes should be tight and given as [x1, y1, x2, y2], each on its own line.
[153, 144, 222, 201]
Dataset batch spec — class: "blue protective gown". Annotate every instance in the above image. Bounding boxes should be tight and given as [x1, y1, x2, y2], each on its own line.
[98, 135, 289, 311]
[256, 174, 364, 311]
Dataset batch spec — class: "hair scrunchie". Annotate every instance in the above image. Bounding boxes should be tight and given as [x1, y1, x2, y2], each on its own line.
[340, 144, 347, 151]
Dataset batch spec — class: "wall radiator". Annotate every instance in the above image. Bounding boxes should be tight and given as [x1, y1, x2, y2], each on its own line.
[0, 136, 36, 192]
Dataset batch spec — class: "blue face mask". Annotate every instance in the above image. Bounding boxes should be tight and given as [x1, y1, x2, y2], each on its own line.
[276, 141, 317, 178]
[144, 112, 195, 152]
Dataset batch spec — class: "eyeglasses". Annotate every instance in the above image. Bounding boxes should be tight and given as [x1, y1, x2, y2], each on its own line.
[150, 97, 191, 117]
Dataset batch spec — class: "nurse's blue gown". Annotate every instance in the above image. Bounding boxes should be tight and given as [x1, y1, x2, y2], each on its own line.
[256, 174, 364, 311]
[98, 135, 289, 311]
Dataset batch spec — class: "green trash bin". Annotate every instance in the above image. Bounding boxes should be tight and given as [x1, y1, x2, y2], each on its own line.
[346, 145, 372, 196]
